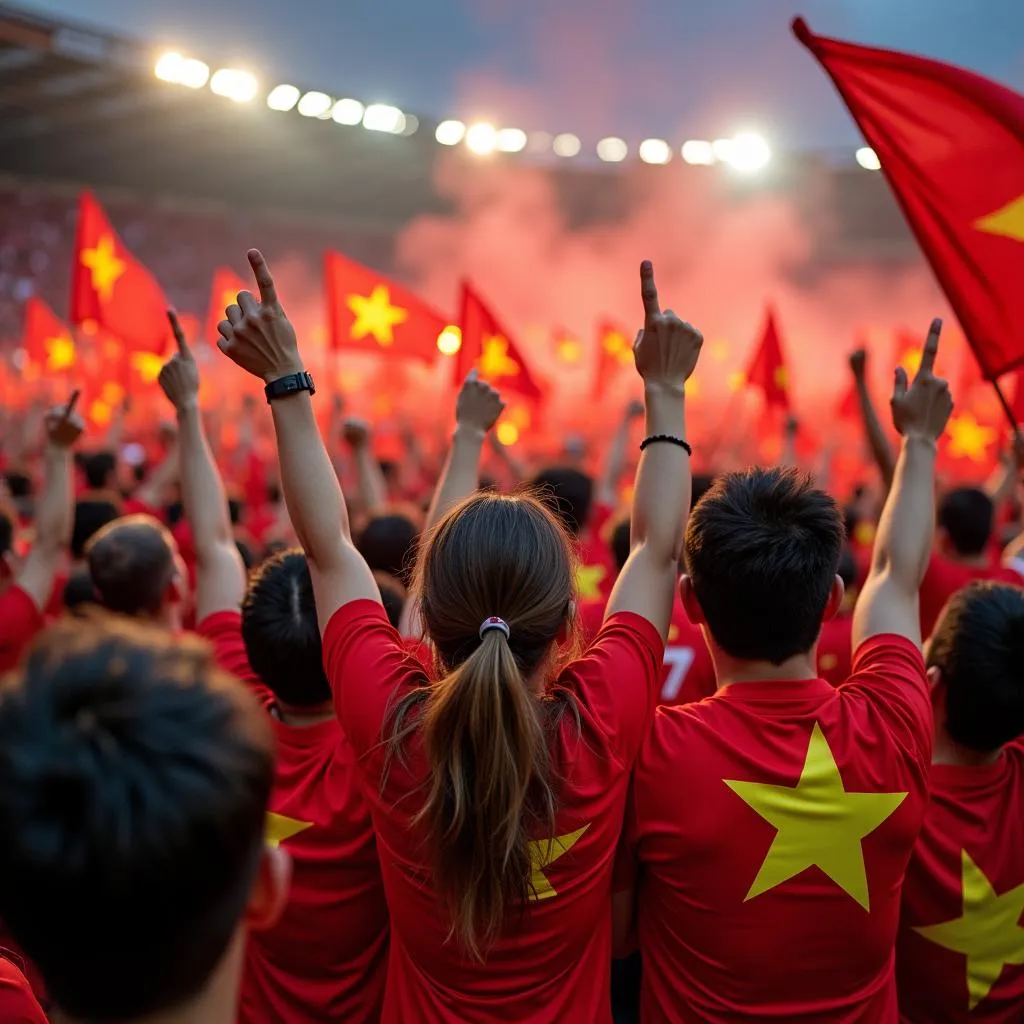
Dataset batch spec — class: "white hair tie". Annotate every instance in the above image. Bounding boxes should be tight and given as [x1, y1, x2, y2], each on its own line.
[479, 616, 511, 640]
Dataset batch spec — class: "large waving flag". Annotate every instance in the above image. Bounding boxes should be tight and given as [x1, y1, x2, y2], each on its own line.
[205, 267, 249, 344]
[70, 191, 170, 354]
[592, 321, 635, 401]
[325, 250, 447, 363]
[22, 297, 77, 375]
[795, 18, 1024, 380]
[455, 282, 543, 401]
[738, 306, 791, 411]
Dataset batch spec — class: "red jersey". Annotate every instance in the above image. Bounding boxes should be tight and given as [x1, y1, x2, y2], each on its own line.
[197, 614, 388, 1024]
[576, 502, 617, 604]
[323, 601, 663, 1024]
[0, 956, 46, 1023]
[920, 556, 1022, 641]
[818, 613, 853, 687]
[897, 743, 1024, 1023]
[0, 585, 43, 674]
[627, 635, 931, 1023]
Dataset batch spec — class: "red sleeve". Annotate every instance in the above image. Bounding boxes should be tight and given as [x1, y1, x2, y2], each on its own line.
[0, 958, 47, 1024]
[0, 587, 45, 674]
[561, 612, 664, 764]
[195, 612, 274, 706]
[322, 600, 429, 757]
[838, 633, 931, 766]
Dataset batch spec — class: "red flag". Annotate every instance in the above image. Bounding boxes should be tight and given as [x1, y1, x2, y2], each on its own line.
[325, 250, 447, 363]
[741, 306, 791, 411]
[795, 19, 1024, 380]
[1006, 364, 1024, 425]
[205, 267, 248, 344]
[593, 321, 635, 401]
[70, 191, 170, 354]
[836, 380, 859, 421]
[455, 282, 543, 402]
[21, 297, 77, 374]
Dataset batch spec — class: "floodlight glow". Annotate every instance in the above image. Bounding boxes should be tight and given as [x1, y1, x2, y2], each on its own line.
[435, 119, 466, 145]
[497, 127, 527, 153]
[596, 137, 628, 162]
[209, 68, 257, 103]
[331, 98, 364, 125]
[297, 91, 332, 118]
[855, 146, 881, 170]
[465, 122, 498, 155]
[712, 138, 734, 161]
[177, 58, 209, 88]
[527, 131, 553, 153]
[725, 132, 771, 173]
[267, 84, 300, 111]
[363, 104, 406, 133]
[155, 52, 183, 82]
[552, 133, 581, 157]
[638, 138, 671, 165]
[681, 139, 714, 165]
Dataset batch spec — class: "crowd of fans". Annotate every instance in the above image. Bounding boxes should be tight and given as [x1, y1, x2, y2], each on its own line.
[0, 251, 1019, 1023]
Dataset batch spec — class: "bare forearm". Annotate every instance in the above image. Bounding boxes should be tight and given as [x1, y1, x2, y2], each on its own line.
[34, 446, 73, 553]
[354, 445, 388, 517]
[599, 419, 631, 504]
[856, 378, 896, 490]
[427, 427, 484, 531]
[178, 405, 232, 555]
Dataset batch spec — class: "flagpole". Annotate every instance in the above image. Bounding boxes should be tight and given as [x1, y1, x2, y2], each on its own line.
[989, 375, 1021, 433]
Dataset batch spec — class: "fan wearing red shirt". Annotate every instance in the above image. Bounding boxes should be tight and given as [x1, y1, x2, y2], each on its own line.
[215, 251, 702, 1023]
[157, 313, 389, 1023]
[620, 319, 953, 1022]
[897, 581, 1024, 1022]
[0, 956, 46, 1024]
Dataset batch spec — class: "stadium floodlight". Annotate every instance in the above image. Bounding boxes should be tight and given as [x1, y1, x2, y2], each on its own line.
[681, 139, 715, 165]
[465, 122, 498, 155]
[596, 137, 628, 163]
[638, 138, 671, 165]
[210, 68, 257, 103]
[527, 131, 553, 153]
[177, 58, 209, 89]
[363, 104, 406, 134]
[435, 119, 466, 146]
[855, 146, 881, 170]
[297, 91, 332, 118]
[155, 51, 183, 82]
[497, 128, 528, 153]
[724, 132, 771, 173]
[711, 138, 734, 162]
[267, 84, 300, 112]
[332, 98, 364, 125]
[436, 326, 462, 355]
[552, 133, 581, 158]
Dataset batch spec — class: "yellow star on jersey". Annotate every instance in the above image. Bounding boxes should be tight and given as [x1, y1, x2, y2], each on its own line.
[975, 195, 1024, 243]
[346, 285, 408, 347]
[265, 811, 313, 849]
[45, 334, 76, 371]
[915, 850, 1024, 1010]
[479, 335, 519, 379]
[528, 825, 589, 900]
[725, 722, 907, 909]
[575, 564, 607, 600]
[946, 412, 997, 462]
[80, 235, 126, 303]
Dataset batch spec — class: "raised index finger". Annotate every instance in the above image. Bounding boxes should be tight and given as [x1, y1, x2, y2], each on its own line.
[917, 317, 942, 377]
[640, 260, 660, 322]
[63, 389, 81, 419]
[247, 248, 278, 307]
[166, 309, 191, 359]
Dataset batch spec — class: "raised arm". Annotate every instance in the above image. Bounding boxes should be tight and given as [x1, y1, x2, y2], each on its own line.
[849, 348, 897, 491]
[159, 311, 246, 621]
[216, 250, 380, 631]
[605, 261, 703, 639]
[597, 400, 644, 507]
[853, 319, 953, 647]
[343, 418, 389, 517]
[17, 394, 83, 610]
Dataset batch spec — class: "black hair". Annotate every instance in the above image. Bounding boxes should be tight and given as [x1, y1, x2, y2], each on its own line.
[356, 513, 418, 584]
[82, 451, 117, 491]
[241, 550, 330, 707]
[4, 472, 31, 500]
[928, 582, 1024, 751]
[611, 518, 631, 573]
[0, 512, 12, 559]
[938, 487, 994, 557]
[71, 500, 120, 561]
[228, 499, 244, 526]
[63, 569, 97, 613]
[85, 515, 177, 616]
[236, 540, 254, 571]
[530, 467, 595, 537]
[685, 468, 844, 664]
[376, 572, 406, 628]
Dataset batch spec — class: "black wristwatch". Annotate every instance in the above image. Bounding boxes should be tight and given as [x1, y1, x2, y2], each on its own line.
[264, 371, 316, 404]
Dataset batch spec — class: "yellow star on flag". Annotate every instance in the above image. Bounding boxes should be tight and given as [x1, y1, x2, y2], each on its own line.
[265, 811, 313, 849]
[575, 564, 607, 600]
[528, 825, 589, 900]
[45, 334, 76, 371]
[88, 400, 113, 427]
[946, 412, 997, 462]
[80, 235, 126, 303]
[556, 337, 583, 364]
[975, 195, 1024, 243]
[479, 335, 520, 379]
[915, 850, 1024, 1010]
[131, 351, 165, 385]
[603, 331, 634, 366]
[728, 370, 747, 393]
[725, 722, 907, 909]
[101, 382, 125, 407]
[774, 366, 789, 390]
[221, 288, 239, 312]
[900, 348, 923, 377]
[346, 285, 408, 346]
[687, 377, 701, 398]
[710, 340, 730, 362]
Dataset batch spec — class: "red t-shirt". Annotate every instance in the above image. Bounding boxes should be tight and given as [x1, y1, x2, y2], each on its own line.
[896, 742, 1024, 1022]
[626, 634, 931, 1023]
[0, 956, 46, 1024]
[0, 585, 44, 674]
[323, 600, 663, 1024]
[920, 556, 1022, 641]
[575, 503, 617, 604]
[818, 613, 853, 687]
[196, 613, 388, 1024]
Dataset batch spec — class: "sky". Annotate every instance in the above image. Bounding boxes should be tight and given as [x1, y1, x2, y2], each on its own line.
[18, 0, 1024, 151]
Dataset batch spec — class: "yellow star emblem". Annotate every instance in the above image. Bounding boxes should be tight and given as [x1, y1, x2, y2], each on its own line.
[45, 334, 76, 371]
[853, 521, 876, 548]
[575, 564, 606, 600]
[728, 370, 747, 392]
[528, 825, 589, 900]
[774, 366, 789, 390]
[265, 811, 313, 849]
[915, 850, 1024, 1010]
[710, 340, 730, 362]
[819, 653, 838, 672]
[88, 400, 112, 427]
[725, 722, 907, 909]
[131, 351, 165, 385]
[346, 285, 408, 346]
[603, 331, 634, 366]
[221, 288, 239, 312]
[479, 335, 520, 379]
[975, 195, 1024, 243]
[901, 348, 922, 376]
[556, 337, 583, 364]
[946, 412, 997, 462]
[101, 382, 125, 407]
[80, 235, 126, 302]
[687, 377, 701, 398]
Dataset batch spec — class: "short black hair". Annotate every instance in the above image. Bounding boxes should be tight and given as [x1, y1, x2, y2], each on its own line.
[375, 571, 406, 628]
[228, 498, 244, 526]
[82, 451, 117, 490]
[0, 615, 273, 1021]
[611, 517, 631, 573]
[63, 569, 97, 612]
[530, 467, 595, 537]
[85, 515, 177, 616]
[685, 468, 844, 664]
[242, 550, 330, 706]
[3, 472, 32, 500]
[0, 512, 12, 558]
[71, 500, 120, 561]
[928, 582, 1024, 751]
[938, 487, 994, 556]
[356, 513, 418, 583]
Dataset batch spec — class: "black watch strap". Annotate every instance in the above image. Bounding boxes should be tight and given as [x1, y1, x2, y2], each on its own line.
[264, 371, 315, 404]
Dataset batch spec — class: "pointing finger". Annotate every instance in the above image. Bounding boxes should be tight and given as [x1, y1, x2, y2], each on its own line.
[917, 317, 942, 377]
[248, 249, 279, 307]
[167, 309, 192, 360]
[63, 390, 81, 419]
[466, 368, 478, 383]
[640, 260, 660, 323]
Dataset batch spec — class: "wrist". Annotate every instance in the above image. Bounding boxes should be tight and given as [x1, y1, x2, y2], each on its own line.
[454, 423, 487, 444]
[175, 399, 201, 418]
[261, 362, 306, 385]
[901, 432, 939, 453]
[643, 380, 686, 399]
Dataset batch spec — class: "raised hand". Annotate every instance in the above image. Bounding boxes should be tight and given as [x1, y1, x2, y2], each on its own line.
[633, 261, 703, 389]
[456, 369, 505, 436]
[44, 391, 84, 449]
[890, 318, 954, 442]
[849, 348, 867, 379]
[216, 250, 302, 383]
[159, 310, 201, 412]
[342, 418, 371, 450]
